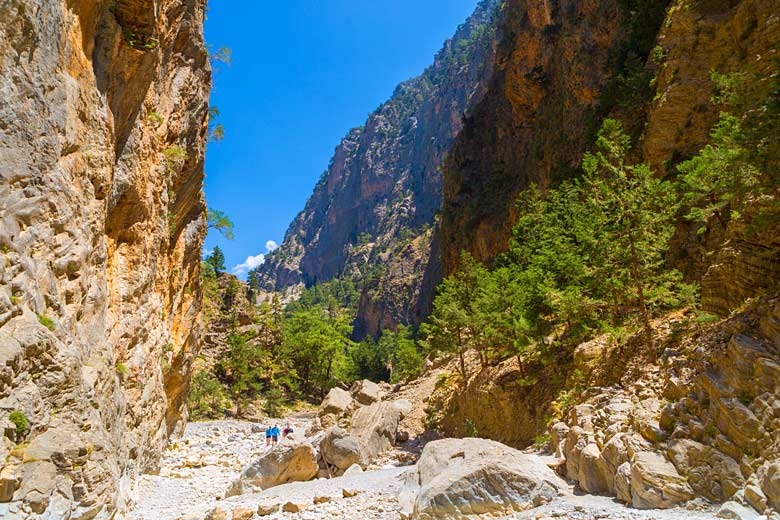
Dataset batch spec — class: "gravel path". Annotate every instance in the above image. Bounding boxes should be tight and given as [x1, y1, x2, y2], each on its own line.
[125, 419, 721, 520]
[126, 420, 291, 520]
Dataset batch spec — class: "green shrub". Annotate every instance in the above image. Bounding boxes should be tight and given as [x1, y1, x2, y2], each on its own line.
[9, 411, 29, 437]
[737, 391, 754, 407]
[534, 432, 551, 450]
[115, 362, 129, 376]
[147, 111, 164, 126]
[465, 418, 479, 437]
[263, 388, 286, 418]
[651, 45, 666, 65]
[163, 146, 188, 172]
[423, 403, 442, 431]
[188, 370, 229, 420]
[37, 314, 55, 331]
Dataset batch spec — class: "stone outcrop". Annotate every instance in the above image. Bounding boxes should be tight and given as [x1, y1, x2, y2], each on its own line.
[550, 299, 780, 514]
[239, 436, 319, 491]
[630, 451, 695, 509]
[401, 437, 568, 519]
[431, 353, 562, 447]
[0, 0, 210, 517]
[254, 0, 501, 339]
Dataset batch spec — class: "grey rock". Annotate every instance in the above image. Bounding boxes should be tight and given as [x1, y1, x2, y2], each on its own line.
[318, 388, 353, 418]
[240, 436, 318, 490]
[716, 501, 760, 520]
[350, 401, 403, 462]
[320, 427, 365, 472]
[631, 451, 695, 509]
[406, 437, 569, 519]
[350, 379, 384, 405]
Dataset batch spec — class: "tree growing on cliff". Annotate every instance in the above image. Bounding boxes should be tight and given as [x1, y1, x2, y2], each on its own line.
[189, 370, 229, 419]
[422, 253, 485, 380]
[679, 70, 780, 232]
[215, 331, 269, 417]
[422, 120, 694, 375]
[207, 209, 235, 240]
[387, 325, 424, 383]
[280, 306, 353, 397]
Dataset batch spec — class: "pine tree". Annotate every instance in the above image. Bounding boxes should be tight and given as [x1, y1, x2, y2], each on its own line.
[581, 119, 685, 341]
[205, 245, 226, 274]
[207, 209, 235, 240]
[215, 331, 267, 417]
[422, 253, 485, 379]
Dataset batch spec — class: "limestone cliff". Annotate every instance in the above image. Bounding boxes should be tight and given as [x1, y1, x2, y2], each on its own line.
[0, 0, 210, 517]
[441, 0, 778, 287]
[255, 0, 500, 339]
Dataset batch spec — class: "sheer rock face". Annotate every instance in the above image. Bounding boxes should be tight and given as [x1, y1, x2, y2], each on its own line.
[441, 0, 630, 275]
[442, 0, 779, 306]
[0, 0, 210, 517]
[255, 0, 500, 338]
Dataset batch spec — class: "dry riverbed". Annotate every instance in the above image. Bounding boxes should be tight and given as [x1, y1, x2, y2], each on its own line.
[124, 419, 721, 520]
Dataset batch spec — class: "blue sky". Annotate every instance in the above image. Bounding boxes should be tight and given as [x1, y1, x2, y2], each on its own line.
[203, 0, 481, 277]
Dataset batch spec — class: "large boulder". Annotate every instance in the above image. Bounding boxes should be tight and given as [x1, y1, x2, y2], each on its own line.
[630, 451, 695, 509]
[405, 438, 569, 519]
[757, 460, 780, 511]
[349, 400, 405, 461]
[320, 427, 364, 473]
[350, 379, 384, 405]
[240, 436, 318, 490]
[319, 387, 352, 417]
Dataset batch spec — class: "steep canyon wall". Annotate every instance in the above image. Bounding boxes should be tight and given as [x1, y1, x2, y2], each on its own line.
[0, 0, 210, 516]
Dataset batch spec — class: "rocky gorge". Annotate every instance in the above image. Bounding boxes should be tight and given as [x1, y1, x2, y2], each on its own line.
[254, 0, 502, 339]
[2, 0, 780, 519]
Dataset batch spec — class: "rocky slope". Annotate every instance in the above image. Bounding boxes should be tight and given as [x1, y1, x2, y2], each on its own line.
[0, 0, 210, 517]
[428, 5, 780, 513]
[551, 298, 780, 514]
[254, 0, 501, 339]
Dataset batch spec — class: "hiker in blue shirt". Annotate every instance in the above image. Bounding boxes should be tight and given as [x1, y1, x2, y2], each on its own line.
[265, 425, 274, 447]
[270, 424, 281, 446]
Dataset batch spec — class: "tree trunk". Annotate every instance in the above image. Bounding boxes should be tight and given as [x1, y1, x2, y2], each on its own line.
[456, 327, 467, 383]
[628, 231, 652, 345]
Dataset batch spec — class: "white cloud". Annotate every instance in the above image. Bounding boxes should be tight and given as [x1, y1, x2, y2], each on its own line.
[203, 248, 214, 257]
[232, 253, 265, 276]
[230, 239, 280, 278]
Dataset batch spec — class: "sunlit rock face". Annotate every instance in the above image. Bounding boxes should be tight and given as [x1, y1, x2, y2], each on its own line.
[0, 0, 210, 516]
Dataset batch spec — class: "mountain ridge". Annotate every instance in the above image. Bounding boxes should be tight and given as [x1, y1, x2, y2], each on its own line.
[253, 0, 502, 338]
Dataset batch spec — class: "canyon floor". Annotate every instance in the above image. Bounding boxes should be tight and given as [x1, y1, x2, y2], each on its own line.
[125, 417, 723, 520]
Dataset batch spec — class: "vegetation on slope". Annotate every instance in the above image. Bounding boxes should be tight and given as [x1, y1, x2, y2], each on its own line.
[421, 64, 779, 429]
[189, 270, 425, 419]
